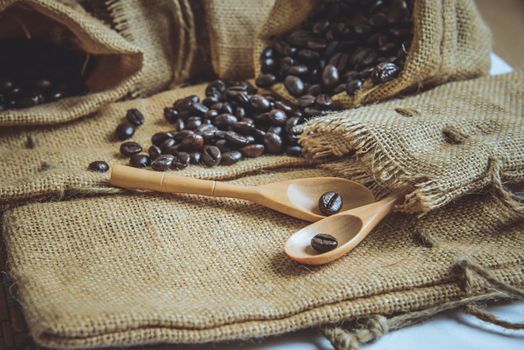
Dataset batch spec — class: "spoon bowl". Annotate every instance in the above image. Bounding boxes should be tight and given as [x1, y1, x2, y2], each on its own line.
[285, 194, 400, 265]
[110, 165, 376, 222]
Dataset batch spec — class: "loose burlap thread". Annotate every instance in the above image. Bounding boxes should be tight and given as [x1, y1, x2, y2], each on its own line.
[0, 0, 143, 126]
[254, 0, 492, 108]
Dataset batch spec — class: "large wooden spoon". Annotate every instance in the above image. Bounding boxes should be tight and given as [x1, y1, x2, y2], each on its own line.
[110, 164, 375, 222]
[285, 194, 401, 264]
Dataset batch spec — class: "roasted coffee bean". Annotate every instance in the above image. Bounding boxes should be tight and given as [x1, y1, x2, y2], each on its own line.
[285, 145, 302, 157]
[151, 154, 175, 171]
[318, 191, 343, 215]
[126, 108, 145, 126]
[224, 131, 251, 147]
[175, 130, 195, 143]
[120, 141, 142, 156]
[250, 95, 271, 111]
[284, 75, 305, 97]
[240, 144, 265, 158]
[215, 139, 232, 153]
[232, 121, 256, 134]
[268, 109, 287, 125]
[264, 133, 283, 154]
[261, 58, 277, 73]
[221, 151, 243, 165]
[315, 94, 333, 109]
[173, 118, 185, 131]
[160, 138, 176, 153]
[171, 152, 190, 170]
[371, 62, 400, 84]
[88, 160, 109, 172]
[322, 65, 339, 88]
[115, 122, 135, 140]
[129, 154, 151, 168]
[151, 131, 175, 146]
[148, 145, 162, 160]
[201, 145, 222, 167]
[346, 79, 363, 95]
[205, 108, 219, 119]
[311, 233, 338, 253]
[298, 95, 316, 108]
[189, 152, 201, 164]
[214, 113, 238, 129]
[185, 116, 202, 130]
[178, 133, 204, 151]
[164, 107, 179, 123]
[255, 73, 277, 88]
[267, 126, 282, 136]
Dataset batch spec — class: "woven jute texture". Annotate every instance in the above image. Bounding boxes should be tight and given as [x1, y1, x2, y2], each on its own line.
[204, 0, 275, 80]
[0, 0, 143, 126]
[0, 82, 309, 207]
[301, 70, 524, 214]
[254, 0, 492, 108]
[2, 171, 523, 349]
[102, 0, 214, 97]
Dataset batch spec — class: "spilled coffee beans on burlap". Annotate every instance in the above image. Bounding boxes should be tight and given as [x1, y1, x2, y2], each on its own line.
[0, 38, 90, 111]
[108, 79, 332, 171]
[256, 0, 413, 98]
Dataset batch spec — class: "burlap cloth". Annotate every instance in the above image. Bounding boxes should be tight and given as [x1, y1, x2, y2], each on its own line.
[0, 0, 143, 126]
[254, 0, 492, 108]
[1, 73, 523, 349]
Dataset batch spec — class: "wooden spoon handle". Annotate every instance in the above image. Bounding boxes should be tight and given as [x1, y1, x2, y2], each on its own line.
[110, 164, 218, 196]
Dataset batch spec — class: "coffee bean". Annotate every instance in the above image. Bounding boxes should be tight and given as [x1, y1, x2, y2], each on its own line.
[120, 141, 142, 156]
[255, 73, 277, 88]
[185, 116, 202, 130]
[148, 145, 162, 160]
[250, 95, 271, 111]
[318, 192, 343, 215]
[171, 152, 190, 170]
[151, 131, 175, 147]
[126, 108, 145, 126]
[201, 145, 222, 167]
[115, 122, 135, 140]
[311, 233, 338, 253]
[284, 75, 305, 97]
[215, 113, 238, 129]
[240, 144, 265, 158]
[286, 145, 302, 157]
[298, 95, 316, 108]
[371, 62, 400, 84]
[268, 109, 287, 125]
[178, 133, 204, 151]
[346, 79, 363, 95]
[221, 151, 243, 165]
[264, 133, 283, 154]
[322, 65, 339, 88]
[129, 154, 151, 168]
[151, 154, 175, 171]
[224, 131, 251, 147]
[315, 94, 333, 109]
[189, 152, 201, 164]
[88, 160, 109, 172]
[160, 138, 177, 154]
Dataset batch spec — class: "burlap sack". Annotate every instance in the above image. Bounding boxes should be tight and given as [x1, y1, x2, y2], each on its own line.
[2, 168, 523, 349]
[302, 70, 524, 214]
[254, 0, 492, 108]
[204, 0, 275, 80]
[0, 0, 143, 126]
[0, 82, 309, 207]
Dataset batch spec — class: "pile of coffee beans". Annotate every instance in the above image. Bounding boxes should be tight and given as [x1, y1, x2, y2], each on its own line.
[0, 38, 89, 111]
[110, 79, 320, 171]
[256, 0, 413, 98]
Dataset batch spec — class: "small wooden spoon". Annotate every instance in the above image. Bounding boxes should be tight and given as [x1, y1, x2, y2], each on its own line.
[110, 164, 375, 222]
[285, 194, 401, 264]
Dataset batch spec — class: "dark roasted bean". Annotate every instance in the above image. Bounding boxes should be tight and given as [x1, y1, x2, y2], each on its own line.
[240, 144, 265, 158]
[115, 122, 135, 140]
[126, 108, 145, 126]
[268, 109, 287, 125]
[120, 141, 142, 156]
[189, 152, 201, 164]
[215, 113, 238, 129]
[160, 138, 177, 153]
[151, 154, 174, 171]
[151, 131, 175, 146]
[250, 95, 271, 111]
[224, 131, 251, 147]
[178, 133, 204, 151]
[164, 107, 179, 123]
[311, 233, 338, 253]
[255, 73, 277, 88]
[315, 94, 333, 109]
[201, 145, 222, 167]
[129, 154, 151, 168]
[318, 191, 343, 215]
[88, 160, 109, 172]
[264, 133, 283, 154]
[371, 62, 400, 83]
[221, 151, 243, 165]
[148, 145, 162, 160]
[297, 95, 316, 108]
[185, 116, 202, 130]
[171, 152, 190, 170]
[346, 79, 363, 95]
[322, 65, 339, 88]
[285, 145, 302, 157]
[284, 75, 305, 97]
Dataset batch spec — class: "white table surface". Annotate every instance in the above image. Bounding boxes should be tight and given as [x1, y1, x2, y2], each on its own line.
[171, 54, 522, 350]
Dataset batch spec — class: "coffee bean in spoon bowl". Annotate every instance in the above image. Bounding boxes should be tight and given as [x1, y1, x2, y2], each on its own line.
[319, 191, 343, 215]
[311, 233, 338, 253]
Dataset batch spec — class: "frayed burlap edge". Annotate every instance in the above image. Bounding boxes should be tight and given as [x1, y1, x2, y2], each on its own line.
[301, 120, 524, 216]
